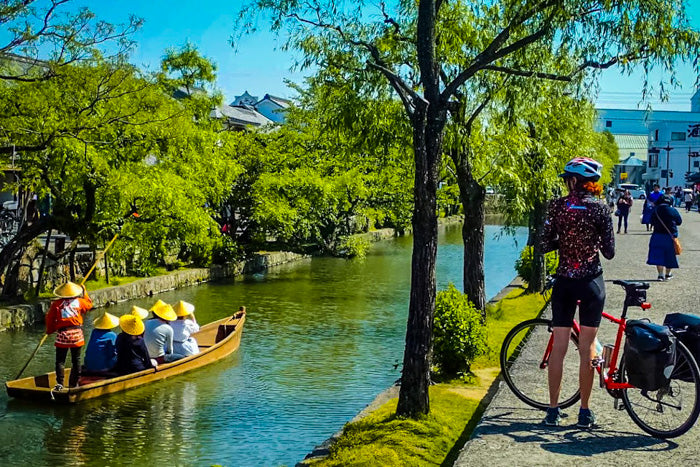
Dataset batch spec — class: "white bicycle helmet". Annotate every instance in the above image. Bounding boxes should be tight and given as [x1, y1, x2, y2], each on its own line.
[559, 157, 603, 181]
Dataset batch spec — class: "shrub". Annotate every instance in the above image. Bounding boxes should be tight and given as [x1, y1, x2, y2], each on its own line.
[212, 236, 244, 265]
[514, 245, 558, 283]
[433, 283, 488, 377]
[336, 235, 370, 259]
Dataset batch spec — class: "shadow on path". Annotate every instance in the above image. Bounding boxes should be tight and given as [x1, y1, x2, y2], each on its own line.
[473, 409, 678, 457]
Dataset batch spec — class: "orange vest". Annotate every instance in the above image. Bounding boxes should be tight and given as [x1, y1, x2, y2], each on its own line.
[45, 294, 93, 335]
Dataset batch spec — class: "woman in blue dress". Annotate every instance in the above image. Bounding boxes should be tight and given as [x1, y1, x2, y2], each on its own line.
[647, 195, 682, 281]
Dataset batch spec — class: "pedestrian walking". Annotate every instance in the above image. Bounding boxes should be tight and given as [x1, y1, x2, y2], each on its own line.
[647, 195, 682, 281]
[616, 190, 633, 234]
[684, 189, 694, 212]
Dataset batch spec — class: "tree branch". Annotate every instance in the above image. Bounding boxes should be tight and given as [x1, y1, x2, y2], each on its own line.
[441, 0, 561, 102]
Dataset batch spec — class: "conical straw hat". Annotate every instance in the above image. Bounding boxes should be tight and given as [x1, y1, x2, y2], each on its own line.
[149, 299, 168, 312]
[151, 302, 177, 321]
[119, 314, 145, 336]
[93, 312, 119, 330]
[53, 281, 84, 298]
[130, 306, 149, 320]
[173, 300, 195, 317]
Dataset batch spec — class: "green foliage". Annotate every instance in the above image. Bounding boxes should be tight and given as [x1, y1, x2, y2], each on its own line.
[433, 284, 488, 377]
[212, 236, 244, 265]
[514, 246, 558, 286]
[336, 236, 370, 259]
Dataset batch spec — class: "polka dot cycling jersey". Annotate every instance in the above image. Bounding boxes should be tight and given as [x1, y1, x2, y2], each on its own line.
[540, 191, 615, 279]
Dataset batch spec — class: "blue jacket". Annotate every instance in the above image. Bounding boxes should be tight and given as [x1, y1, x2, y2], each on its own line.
[114, 332, 154, 375]
[83, 329, 117, 371]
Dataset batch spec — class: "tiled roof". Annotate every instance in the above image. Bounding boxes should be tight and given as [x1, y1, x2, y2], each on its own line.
[211, 105, 272, 127]
[257, 94, 292, 108]
[612, 134, 648, 149]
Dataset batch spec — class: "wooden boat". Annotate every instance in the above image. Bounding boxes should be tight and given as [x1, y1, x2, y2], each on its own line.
[5, 309, 246, 403]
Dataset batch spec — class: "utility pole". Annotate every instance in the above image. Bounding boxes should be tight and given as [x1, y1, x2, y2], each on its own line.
[663, 143, 674, 188]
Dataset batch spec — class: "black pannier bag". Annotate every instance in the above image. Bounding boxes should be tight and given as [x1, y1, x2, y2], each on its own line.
[624, 320, 676, 391]
[664, 313, 700, 382]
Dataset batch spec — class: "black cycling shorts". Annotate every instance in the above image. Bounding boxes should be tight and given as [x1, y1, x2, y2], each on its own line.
[551, 274, 606, 328]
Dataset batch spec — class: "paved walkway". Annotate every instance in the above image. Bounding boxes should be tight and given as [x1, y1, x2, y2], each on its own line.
[455, 202, 700, 466]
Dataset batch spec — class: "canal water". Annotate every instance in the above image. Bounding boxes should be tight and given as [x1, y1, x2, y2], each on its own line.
[0, 224, 526, 466]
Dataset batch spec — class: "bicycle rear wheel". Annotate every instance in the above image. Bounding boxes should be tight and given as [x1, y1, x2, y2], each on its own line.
[621, 341, 700, 438]
[500, 318, 581, 410]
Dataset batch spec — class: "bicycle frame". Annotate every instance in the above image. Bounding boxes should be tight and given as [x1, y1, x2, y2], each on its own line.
[541, 310, 638, 391]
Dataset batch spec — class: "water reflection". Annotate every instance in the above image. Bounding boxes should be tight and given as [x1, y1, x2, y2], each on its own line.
[0, 224, 526, 466]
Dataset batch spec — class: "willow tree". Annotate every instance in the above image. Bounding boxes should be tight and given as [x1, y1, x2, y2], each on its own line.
[239, 0, 700, 417]
[0, 0, 141, 83]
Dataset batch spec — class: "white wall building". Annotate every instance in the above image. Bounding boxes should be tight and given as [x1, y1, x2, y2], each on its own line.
[596, 89, 700, 188]
[254, 94, 291, 123]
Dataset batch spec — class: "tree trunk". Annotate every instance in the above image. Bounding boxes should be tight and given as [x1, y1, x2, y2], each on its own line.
[527, 199, 547, 293]
[35, 229, 53, 296]
[0, 220, 49, 296]
[454, 157, 486, 313]
[396, 108, 444, 417]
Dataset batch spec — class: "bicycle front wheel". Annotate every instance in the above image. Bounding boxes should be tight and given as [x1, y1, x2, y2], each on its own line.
[500, 318, 581, 410]
[621, 341, 700, 438]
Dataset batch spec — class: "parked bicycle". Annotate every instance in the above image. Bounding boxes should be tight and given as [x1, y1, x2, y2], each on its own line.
[500, 279, 700, 438]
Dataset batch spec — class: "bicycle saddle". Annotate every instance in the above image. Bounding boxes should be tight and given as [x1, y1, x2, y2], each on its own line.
[613, 279, 650, 290]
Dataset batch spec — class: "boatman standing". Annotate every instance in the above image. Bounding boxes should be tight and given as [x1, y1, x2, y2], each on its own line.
[45, 281, 93, 389]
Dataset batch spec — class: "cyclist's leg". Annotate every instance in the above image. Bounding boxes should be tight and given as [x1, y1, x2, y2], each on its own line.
[548, 280, 577, 408]
[548, 327, 572, 407]
[577, 274, 605, 410]
[577, 326, 598, 409]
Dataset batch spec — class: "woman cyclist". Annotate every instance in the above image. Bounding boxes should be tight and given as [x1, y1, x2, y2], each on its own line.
[540, 157, 615, 428]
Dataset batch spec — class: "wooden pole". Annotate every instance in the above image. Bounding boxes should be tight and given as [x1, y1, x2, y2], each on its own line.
[15, 334, 48, 380]
[80, 233, 118, 286]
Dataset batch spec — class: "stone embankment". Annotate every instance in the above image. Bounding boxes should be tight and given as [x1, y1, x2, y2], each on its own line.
[0, 251, 308, 332]
[455, 202, 700, 466]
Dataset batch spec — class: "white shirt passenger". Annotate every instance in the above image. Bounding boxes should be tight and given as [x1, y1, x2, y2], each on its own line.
[171, 318, 200, 356]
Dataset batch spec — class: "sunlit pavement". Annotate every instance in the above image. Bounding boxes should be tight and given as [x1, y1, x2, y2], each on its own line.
[455, 202, 700, 466]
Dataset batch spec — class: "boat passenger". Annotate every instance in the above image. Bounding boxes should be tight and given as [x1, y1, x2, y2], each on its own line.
[114, 314, 154, 375]
[45, 282, 93, 389]
[144, 301, 185, 364]
[171, 301, 200, 356]
[83, 312, 119, 374]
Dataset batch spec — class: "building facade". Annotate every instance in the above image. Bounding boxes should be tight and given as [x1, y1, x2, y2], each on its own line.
[596, 89, 700, 188]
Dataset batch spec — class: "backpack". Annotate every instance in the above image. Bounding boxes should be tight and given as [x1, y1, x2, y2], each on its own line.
[663, 313, 700, 382]
[623, 320, 676, 391]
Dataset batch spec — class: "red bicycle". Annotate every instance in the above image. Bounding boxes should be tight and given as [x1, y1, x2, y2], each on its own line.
[500, 279, 700, 438]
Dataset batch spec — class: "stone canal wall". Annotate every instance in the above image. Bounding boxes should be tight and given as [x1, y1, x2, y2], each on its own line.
[0, 217, 467, 332]
[0, 251, 308, 332]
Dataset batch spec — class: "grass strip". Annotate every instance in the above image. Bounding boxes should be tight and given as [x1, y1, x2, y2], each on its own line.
[305, 286, 547, 466]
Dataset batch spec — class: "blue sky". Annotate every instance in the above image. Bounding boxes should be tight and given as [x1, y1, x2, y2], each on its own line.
[75, 1, 699, 110]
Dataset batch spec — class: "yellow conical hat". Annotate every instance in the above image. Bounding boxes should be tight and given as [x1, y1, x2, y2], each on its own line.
[130, 306, 149, 320]
[151, 302, 177, 321]
[149, 299, 168, 312]
[119, 314, 145, 336]
[93, 312, 119, 330]
[53, 281, 84, 298]
[173, 300, 195, 317]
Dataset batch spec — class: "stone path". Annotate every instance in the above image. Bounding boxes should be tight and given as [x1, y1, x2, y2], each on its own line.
[455, 202, 700, 466]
